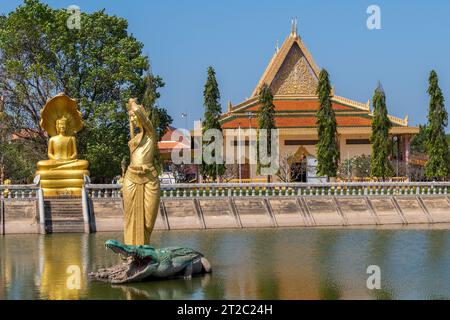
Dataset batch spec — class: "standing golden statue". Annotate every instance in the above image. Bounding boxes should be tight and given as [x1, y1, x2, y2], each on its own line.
[36, 93, 89, 197]
[90, 100, 212, 283]
[123, 98, 160, 245]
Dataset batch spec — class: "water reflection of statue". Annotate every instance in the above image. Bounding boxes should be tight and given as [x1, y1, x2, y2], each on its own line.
[36, 93, 89, 196]
[113, 275, 211, 299]
[123, 98, 160, 245]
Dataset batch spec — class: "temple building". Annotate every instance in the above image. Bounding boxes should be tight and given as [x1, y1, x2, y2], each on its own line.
[219, 21, 419, 182]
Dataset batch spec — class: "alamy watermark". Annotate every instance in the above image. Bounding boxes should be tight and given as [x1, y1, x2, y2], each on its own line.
[66, 265, 81, 290]
[367, 5, 381, 30]
[366, 265, 381, 289]
[170, 124, 280, 175]
[67, 5, 81, 30]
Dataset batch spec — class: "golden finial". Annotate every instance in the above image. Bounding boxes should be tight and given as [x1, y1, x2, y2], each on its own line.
[291, 17, 298, 37]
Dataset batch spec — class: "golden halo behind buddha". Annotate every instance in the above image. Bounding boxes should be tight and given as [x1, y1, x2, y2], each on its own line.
[40, 93, 83, 137]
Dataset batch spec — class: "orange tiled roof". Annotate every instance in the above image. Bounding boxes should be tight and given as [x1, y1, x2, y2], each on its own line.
[221, 116, 372, 129]
[158, 126, 190, 152]
[244, 100, 354, 112]
[158, 140, 190, 152]
[160, 126, 177, 141]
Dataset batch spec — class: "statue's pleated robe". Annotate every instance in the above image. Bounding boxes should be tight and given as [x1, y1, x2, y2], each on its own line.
[123, 108, 160, 245]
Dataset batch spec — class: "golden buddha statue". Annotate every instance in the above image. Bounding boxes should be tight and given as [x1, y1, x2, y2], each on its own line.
[36, 93, 89, 197]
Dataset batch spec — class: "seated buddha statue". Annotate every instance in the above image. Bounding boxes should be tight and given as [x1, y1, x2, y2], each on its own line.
[36, 93, 89, 197]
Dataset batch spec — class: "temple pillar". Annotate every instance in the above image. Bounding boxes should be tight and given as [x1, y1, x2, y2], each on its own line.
[402, 134, 411, 180]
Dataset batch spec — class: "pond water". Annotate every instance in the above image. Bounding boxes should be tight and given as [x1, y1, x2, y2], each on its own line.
[1, 228, 450, 299]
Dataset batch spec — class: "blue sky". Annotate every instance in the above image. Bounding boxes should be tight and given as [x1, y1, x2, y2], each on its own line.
[2, 0, 450, 129]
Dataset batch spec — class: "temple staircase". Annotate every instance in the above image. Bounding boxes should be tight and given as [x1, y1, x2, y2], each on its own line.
[44, 197, 85, 233]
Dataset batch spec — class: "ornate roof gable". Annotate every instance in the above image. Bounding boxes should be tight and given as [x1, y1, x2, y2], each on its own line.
[252, 32, 320, 97]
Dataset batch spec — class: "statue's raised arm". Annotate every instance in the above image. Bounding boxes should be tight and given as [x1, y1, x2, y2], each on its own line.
[126, 98, 156, 139]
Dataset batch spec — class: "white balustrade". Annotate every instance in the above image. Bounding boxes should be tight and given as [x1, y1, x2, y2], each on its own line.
[80, 181, 450, 199]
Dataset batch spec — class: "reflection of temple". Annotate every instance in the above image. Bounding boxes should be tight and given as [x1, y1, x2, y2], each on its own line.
[220, 21, 419, 181]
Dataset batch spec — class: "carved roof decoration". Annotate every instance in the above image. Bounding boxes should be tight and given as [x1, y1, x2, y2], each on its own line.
[252, 32, 320, 97]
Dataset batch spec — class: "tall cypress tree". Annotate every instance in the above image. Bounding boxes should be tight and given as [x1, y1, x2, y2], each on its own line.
[425, 70, 449, 180]
[201, 66, 225, 181]
[256, 83, 276, 182]
[316, 69, 339, 179]
[370, 83, 393, 179]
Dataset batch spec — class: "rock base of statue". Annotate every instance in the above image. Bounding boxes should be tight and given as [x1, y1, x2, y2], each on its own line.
[88, 240, 211, 284]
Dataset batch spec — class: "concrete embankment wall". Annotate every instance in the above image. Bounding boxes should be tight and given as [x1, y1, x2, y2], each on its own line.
[3, 195, 450, 234]
[90, 195, 450, 232]
[0, 198, 40, 234]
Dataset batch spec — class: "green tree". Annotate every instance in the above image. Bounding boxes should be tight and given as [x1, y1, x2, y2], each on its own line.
[410, 124, 427, 154]
[316, 69, 339, 179]
[201, 66, 225, 181]
[139, 70, 173, 140]
[256, 83, 276, 182]
[370, 83, 393, 179]
[0, 141, 38, 183]
[337, 154, 371, 180]
[1, 99, 37, 183]
[425, 70, 449, 180]
[0, 0, 170, 182]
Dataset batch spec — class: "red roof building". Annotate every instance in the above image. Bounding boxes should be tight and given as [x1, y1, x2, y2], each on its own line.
[219, 21, 419, 181]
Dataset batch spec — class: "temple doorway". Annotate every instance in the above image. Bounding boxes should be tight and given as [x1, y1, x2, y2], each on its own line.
[288, 146, 310, 183]
[290, 159, 307, 182]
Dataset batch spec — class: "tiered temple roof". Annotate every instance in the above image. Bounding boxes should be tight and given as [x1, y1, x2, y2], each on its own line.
[220, 21, 418, 135]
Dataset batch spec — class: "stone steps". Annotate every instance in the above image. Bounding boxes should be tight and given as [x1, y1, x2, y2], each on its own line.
[44, 197, 85, 233]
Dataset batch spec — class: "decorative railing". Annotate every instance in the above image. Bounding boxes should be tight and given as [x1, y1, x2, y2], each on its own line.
[387, 114, 408, 126]
[84, 182, 450, 199]
[85, 184, 122, 198]
[333, 95, 370, 111]
[0, 184, 40, 199]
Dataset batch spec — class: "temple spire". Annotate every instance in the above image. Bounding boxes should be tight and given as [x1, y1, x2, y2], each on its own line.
[291, 17, 298, 37]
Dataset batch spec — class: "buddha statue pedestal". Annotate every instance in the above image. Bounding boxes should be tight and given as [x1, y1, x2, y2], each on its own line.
[37, 160, 89, 197]
[35, 94, 89, 197]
